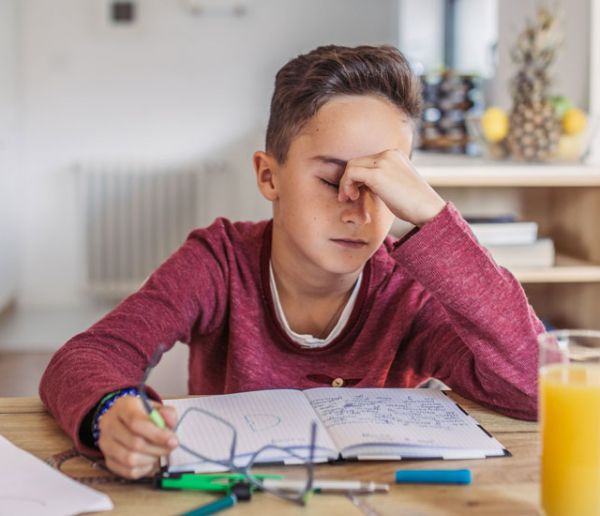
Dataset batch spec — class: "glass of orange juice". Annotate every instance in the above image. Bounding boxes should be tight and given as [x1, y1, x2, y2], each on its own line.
[538, 330, 600, 516]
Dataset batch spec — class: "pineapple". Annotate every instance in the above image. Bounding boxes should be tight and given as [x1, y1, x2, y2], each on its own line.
[505, 5, 563, 161]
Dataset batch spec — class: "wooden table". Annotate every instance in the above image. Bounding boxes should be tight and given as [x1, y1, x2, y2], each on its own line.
[0, 396, 540, 515]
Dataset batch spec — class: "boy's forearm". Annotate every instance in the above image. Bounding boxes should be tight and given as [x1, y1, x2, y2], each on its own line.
[39, 229, 223, 451]
[393, 202, 542, 418]
[393, 202, 544, 345]
[39, 335, 165, 453]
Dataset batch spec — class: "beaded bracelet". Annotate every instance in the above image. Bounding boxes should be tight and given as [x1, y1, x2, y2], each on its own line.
[92, 387, 140, 448]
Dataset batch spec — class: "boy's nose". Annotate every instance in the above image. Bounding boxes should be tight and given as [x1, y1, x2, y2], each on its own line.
[340, 188, 372, 226]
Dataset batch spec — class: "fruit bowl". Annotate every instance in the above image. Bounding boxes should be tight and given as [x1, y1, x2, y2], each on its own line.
[466, 107, 598, 163]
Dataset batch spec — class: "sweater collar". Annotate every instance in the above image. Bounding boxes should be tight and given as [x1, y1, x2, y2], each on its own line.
[259, 220, 372, 353]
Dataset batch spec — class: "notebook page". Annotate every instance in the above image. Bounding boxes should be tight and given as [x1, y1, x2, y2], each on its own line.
[165, 390, 338, 472]
[304, 388, 505, 458]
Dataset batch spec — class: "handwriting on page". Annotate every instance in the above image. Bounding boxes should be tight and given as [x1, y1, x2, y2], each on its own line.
[310, 392, 469, 431]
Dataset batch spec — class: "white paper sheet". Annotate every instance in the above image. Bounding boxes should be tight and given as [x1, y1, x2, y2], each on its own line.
[165, 390, 338, 472]
[0, 434, 113, 516]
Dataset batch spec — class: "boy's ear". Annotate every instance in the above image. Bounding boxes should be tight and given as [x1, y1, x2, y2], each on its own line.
[253, 151, 279, 201]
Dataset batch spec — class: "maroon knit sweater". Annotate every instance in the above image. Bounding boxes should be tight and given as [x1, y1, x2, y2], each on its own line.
[40, 203, 543, 453]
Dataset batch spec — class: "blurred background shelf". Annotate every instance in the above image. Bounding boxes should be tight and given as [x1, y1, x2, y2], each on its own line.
[511, 254, 600, 283]
[413, 153, 600, 187]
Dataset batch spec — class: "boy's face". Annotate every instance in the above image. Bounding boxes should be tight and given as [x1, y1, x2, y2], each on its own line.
[256, 94, 414, 277]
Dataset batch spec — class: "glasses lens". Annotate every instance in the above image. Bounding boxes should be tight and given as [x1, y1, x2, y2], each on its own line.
[245, 422, 317, 503]
[247, 447, 313, 503]
[170, 408, 236, 472]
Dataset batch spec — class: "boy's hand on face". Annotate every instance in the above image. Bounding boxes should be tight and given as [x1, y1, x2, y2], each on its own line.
[338, 148, 446, 227]
[97, 396, 179, 479]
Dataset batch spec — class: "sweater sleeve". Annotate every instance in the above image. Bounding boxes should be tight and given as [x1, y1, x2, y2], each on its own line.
[39, 221, 231, 453]
[392, 202, 544, 421]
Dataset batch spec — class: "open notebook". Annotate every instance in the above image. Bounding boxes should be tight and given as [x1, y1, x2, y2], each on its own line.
[164, 388, 508, 473]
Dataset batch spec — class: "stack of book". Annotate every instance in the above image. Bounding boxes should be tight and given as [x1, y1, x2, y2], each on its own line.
[466, 215, 555, 268]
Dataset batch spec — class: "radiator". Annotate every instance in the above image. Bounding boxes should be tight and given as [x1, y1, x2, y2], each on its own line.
[78, 163, 202, 298]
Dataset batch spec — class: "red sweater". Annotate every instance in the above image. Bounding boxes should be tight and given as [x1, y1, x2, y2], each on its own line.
[40, 203, 543, 453]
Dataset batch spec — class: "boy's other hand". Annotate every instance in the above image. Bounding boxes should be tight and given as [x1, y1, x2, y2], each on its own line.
[97, 396, 179, 479]
[338, 149, 445, 227]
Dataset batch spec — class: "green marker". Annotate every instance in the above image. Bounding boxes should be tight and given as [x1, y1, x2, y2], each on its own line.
[156, 473, 284, 492]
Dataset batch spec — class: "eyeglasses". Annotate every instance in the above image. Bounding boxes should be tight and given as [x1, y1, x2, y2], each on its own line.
[171, 407, 317, 504]
[140, 346, 317, 506]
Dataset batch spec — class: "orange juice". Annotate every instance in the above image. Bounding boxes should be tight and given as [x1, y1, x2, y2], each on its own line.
[540, 364, 600, 516]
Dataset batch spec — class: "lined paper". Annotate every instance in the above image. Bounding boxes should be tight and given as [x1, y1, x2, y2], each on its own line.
[304, 388, 505, 458]
[165, 390, 337, 472]
[165, 388, 506, 470]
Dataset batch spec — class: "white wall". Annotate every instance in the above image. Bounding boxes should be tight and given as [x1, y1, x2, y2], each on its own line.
[397, 0, 445, 73]
[16, 0, 397, 308]
[454, 0, 497, 77]
[0, 0, 19, 311]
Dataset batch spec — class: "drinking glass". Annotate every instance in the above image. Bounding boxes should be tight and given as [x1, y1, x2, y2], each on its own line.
[538, 330, 600, 516]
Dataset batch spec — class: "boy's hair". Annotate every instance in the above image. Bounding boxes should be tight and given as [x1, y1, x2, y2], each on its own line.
[266, 44, 422, 164]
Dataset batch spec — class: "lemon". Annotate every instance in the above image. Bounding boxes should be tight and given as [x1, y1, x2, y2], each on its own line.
[481, 107, 509, 143]
[562, 108, 587, 135]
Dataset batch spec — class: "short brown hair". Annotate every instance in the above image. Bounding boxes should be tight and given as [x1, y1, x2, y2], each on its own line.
[266, 45, 422, 164]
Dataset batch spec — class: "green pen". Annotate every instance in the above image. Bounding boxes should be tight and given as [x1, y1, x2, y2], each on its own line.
[138, 383, 166, 428]
[156, 472, 284, 492]
[139, 346, 167, 429]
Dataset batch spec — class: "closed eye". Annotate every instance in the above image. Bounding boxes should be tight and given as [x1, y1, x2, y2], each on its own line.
[320, 178, 340, 190]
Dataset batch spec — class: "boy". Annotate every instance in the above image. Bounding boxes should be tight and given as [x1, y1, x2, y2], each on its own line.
[40, 45, 542, 480]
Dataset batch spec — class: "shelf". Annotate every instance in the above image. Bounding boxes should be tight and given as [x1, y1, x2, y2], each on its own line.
[413, 153, 600, 187]
[509, 254, 600, 283]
